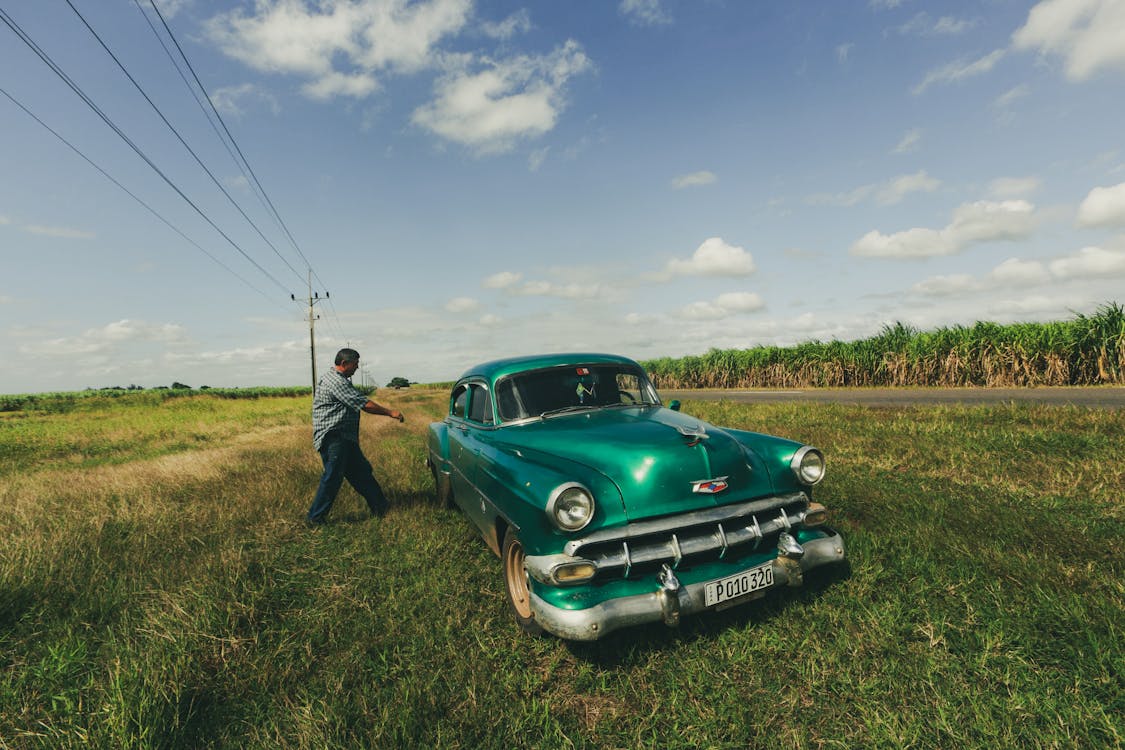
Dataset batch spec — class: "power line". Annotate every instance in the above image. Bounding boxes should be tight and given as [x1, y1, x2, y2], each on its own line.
[62, 0, 307, 287]
[141, 0, 350, 343]
[0, 5, 294, 296]
[142, 0, 314, 273]
[131, 0, 275, 232]
[0, 84, 289, 314]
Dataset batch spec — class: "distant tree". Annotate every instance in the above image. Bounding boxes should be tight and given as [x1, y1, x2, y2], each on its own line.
[171, 382, 191, 390]
[386, 376, 411, 389]
[200, 385, 210, 390]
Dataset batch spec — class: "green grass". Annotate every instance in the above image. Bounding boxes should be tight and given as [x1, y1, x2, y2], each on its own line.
[0, 392, 1122, 748]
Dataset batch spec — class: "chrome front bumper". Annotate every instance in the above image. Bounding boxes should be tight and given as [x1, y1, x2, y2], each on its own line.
[527, 530, 846, 641]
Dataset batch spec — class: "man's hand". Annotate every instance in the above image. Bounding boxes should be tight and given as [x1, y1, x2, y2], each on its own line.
[392, 410, 404, 423]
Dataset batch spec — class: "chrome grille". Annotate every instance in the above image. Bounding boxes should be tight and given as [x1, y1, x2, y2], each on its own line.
[565, 492, 809, 579]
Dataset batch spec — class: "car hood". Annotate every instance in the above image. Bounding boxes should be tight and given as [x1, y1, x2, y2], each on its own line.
[494, 407, 778, 521]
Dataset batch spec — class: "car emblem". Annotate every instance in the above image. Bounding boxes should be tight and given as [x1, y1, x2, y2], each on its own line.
[678, 424, 708, 447]
[692, 477, 729, 494]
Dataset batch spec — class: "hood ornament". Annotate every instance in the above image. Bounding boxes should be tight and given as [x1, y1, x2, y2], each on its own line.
[692, 477, 729, 494]
[677, 423, 708, 447]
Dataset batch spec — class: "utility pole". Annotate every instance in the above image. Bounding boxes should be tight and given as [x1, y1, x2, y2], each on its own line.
[291, 269, 327, 393]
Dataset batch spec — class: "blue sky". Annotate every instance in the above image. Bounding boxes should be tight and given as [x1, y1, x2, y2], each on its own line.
[2, 0, 1124, 394]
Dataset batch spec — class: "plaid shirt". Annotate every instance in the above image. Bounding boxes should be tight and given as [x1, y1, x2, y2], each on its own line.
[311, 368, 369, 450]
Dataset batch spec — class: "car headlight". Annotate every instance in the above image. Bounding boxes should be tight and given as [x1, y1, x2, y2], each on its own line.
[791, 446, 826, 486]
[547, 483, 595, 531]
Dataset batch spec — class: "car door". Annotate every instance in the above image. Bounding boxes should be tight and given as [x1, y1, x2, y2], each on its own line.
[447, 382, 477, 510]
[457, 381, 500, 536]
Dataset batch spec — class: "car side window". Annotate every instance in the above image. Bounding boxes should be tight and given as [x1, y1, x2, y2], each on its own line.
[616, 373, 642, 403]
[468, 383, 493, 425]
[496, 379, 527, 421]
[451, 384, 469, 419]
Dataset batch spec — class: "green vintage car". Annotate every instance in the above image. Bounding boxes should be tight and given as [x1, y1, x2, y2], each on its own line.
[426, 353, 846, 640]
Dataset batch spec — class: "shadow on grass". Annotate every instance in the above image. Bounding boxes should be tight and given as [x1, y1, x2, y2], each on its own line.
[563, 561, 853, 665]
[303, 490, 440, 526]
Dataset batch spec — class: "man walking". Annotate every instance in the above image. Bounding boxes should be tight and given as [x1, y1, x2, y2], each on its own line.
[307, 348, 404, 525]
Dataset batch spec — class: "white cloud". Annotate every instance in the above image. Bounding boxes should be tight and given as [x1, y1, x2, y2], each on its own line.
[483, 271, 522, 288]
[1049, 245, 1125, 278]
[1012, 0, 1125, 81]
[512, 281, 603, 299]
[620, 0, 672, 26]
[22, 320, 187, 357]
[836, 43, 854, 63]
[989, 257, 1051, 285]
[665, 237, 757, 277]
[851, 200, 1036, 258]
[934, 16, 977, 34]
[807, 171, 939, 207]
[528, 147, 549, 171]
[853, 227, 952, 259]
[411, 40, 592, 153]
[892, 128, 922, 154]
[0, 215, 11, 226]
[913, 49, 1005, 94]
[913, 245, 1122, 299]
[988, 295, 1066, 316]
[624, 312, 654, 325]
[897, 13, 977, 36]
[1077, 182, 1125, 227]
[479, 313, 502, 326]
[806, 185, 873, 207]
[912, 273, 980, 296]
[876, 170, 941, 205]
[679, 293, 765, 321]
[23, 225, 95, 240]
[208, 0, 471, 89]
[671, 170, 717, 189]
[990, 176, 1041, 198]
[993, 84, 1031, 112]
[149, 0, 190, 18]
[950, 200, 1038, 244]
[303, 71, 380, 100]
[716, 292, 765, 313]
[480, 10, 531, 40]
[445, 296, 480, 313]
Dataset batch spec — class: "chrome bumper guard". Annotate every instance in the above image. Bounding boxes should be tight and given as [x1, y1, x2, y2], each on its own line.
[527, 530, 846, 641]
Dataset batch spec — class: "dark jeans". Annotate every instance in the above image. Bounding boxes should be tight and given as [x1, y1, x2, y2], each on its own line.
[307, 435, 388, 523]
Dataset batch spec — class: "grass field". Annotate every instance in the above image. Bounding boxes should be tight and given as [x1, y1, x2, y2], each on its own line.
[1, 390, 1122, 749]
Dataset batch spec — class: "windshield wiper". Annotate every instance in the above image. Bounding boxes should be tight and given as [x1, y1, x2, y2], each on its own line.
[539, 405, 595, 418]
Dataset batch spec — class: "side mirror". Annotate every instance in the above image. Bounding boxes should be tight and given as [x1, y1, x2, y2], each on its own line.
[668, 399, 681, 412]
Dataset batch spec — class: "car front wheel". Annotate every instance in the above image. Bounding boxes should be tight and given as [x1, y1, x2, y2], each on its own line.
[502, 527, 544, 636]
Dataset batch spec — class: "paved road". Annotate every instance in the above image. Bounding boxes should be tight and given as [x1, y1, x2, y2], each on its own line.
[661, 386, 1125, 410]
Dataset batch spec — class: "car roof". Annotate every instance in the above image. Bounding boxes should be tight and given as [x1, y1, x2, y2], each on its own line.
[457, 352, 643, 384]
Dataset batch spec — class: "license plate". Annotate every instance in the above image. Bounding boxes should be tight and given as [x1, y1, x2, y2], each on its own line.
[704, 562, 775, 607]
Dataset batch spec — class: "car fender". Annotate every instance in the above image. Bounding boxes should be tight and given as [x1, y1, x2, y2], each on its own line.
[426, 420, 454, 497]
[473, 442, 625, 556]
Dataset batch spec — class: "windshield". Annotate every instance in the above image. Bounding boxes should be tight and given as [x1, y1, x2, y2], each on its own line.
[494, 364, 660, 422]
